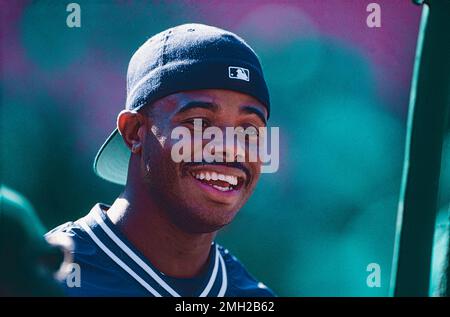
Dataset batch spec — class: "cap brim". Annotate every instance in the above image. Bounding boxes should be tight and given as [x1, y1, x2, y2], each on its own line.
[93, 129, 130, 185]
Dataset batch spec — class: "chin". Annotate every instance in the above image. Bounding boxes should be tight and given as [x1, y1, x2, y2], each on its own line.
[173, 204, 240, 234]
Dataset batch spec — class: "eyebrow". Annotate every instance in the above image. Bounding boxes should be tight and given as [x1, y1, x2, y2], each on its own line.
[175, 100, 267, 125]
[240, 105, 267, 125]
[176, 101, 219, 114]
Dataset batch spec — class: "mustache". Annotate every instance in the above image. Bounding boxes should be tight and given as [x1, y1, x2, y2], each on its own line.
[184, 161, 251, 178]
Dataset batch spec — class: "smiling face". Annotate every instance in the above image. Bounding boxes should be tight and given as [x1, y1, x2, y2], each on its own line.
[119, 89, 268, 233]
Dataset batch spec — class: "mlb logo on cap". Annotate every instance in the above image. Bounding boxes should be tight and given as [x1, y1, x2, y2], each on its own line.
[228, 66, 250, 82]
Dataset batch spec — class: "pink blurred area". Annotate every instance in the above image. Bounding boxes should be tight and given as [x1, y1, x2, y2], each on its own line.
[193, 0, 421, 113]
[1, 0, 422, 152]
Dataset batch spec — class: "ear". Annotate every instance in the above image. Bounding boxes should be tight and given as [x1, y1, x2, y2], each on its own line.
[117, 110, 146, 154]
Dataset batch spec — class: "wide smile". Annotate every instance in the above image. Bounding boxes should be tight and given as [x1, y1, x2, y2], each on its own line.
[190, 170, 243, 192]
[184, 164, 248, 201]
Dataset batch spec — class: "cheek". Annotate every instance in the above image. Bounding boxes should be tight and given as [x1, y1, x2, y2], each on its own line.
[142, 137, 183, 182]
[247, 163, 262, 188]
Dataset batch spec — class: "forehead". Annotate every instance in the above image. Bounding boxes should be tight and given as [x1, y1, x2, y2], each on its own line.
[151, 89, 267, 116]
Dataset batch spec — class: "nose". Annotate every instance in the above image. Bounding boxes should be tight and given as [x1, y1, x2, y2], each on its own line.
[203, 127, 249, 163]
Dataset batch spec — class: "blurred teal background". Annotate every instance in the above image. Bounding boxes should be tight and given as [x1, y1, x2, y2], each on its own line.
[3, 0, 447, 296]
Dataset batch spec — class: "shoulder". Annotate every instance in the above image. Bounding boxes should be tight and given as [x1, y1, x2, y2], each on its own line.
[46, 219, 146, 296]
[217, 245, 276, 297]
[46, 220, 94, 257]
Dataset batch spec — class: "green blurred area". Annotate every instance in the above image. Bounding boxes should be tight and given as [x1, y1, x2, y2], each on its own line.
[1, 1, 447, 296]
[0, 185, 64, 296]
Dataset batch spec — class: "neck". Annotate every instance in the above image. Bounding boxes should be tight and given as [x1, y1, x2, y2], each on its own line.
[106, 185, 216, 278]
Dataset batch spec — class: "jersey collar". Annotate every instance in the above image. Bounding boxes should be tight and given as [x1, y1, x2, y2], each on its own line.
[77, 203, 227, 297]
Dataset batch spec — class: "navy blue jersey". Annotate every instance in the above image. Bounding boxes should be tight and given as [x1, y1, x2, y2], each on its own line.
[46, 203, 275, 297]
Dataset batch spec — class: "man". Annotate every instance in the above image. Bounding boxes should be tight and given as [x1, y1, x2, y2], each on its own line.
[47, 23, 275, 297]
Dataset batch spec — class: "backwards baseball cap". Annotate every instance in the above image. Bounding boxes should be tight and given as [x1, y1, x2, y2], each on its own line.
[94, 23, 270, 185]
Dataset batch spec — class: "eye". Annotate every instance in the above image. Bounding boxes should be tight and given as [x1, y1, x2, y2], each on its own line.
[183, 118, 210, 131]
[246, 127, 259, 136]
[235, 125, 260, 138]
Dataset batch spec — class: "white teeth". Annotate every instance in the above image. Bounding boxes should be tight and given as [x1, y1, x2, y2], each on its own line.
[226, 175, 238, 186]
[192, 171, 239, 187]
